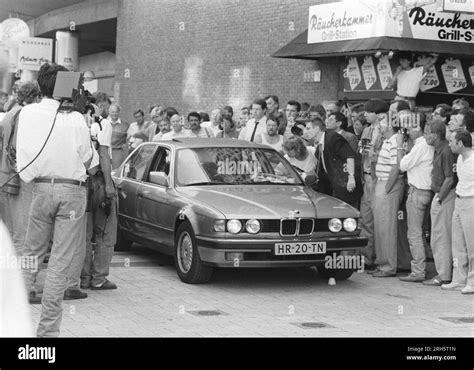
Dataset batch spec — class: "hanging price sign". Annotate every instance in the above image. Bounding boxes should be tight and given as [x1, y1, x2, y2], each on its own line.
[377, 55, 393, 90]
[361, 56, 377, 90]
[441, 58, 468, 93]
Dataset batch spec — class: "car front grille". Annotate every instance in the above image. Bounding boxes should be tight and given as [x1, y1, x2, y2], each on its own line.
[299, 219, 314, 235]
[280, 218, 314, 236]
[281, 219, 297, 236]
[260, 219, 330, 234]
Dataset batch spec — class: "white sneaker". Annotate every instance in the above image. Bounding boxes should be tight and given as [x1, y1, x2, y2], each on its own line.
[461, 286, 474, 295]
[441, 282, 464, 291]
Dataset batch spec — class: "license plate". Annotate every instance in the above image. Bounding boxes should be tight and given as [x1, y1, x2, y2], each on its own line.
[274, 242, 327, 255]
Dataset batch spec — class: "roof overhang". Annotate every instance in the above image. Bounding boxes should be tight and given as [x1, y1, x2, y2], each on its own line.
[273, 30, 474, 60]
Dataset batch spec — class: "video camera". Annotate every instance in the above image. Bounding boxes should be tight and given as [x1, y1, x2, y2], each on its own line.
[53, 71, 96, 116]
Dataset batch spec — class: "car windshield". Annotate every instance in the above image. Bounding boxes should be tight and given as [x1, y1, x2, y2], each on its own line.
[175, 147, 303, 186]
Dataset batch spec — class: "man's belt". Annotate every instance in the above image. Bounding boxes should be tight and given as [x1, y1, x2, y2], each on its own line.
[396, 95, 416, 101]
[409, 184, 432, 191]
[34, 177, 87, 187]
[456, 194, 474, 199]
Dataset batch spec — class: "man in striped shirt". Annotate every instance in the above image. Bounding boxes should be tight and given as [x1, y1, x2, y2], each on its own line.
[371, 115, 405, 277]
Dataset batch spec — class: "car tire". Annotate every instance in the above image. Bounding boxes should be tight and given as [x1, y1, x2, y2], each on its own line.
[115, 227, 132, 251]
[174, 221, 213, 284]
[317, 265, 354, 280]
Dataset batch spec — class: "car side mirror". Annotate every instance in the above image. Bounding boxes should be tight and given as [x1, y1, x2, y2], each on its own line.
[303, 172, 319, 187]
[149, 171, 169, 187]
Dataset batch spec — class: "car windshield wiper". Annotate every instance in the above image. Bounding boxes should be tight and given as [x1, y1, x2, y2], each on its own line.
[183, 182, 229, 186]
[241, 181, 301, 185]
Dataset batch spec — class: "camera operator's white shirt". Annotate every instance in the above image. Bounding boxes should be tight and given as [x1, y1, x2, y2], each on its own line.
[16, 98, 93, 183]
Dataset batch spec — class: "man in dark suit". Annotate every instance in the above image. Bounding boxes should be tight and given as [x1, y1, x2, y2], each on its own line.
[312, 119, 362, 208]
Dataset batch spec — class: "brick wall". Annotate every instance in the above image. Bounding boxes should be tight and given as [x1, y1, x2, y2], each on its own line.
[115, 0, 341, 120]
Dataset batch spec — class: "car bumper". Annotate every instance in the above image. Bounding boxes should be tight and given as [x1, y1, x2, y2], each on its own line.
[196, 235, 368, 268]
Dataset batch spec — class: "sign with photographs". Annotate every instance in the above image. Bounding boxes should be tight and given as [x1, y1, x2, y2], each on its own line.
[343, 54, 474, 96]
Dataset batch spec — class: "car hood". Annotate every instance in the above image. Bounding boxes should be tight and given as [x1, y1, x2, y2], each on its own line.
[176, 185, 358, 219]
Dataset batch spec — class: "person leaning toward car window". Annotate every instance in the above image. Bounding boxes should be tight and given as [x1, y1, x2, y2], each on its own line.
[16, 63, 94, 337]
[282, 136, 317, 173]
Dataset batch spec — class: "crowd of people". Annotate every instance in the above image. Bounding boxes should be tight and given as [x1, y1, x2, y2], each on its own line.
[1, 59, 474, 337]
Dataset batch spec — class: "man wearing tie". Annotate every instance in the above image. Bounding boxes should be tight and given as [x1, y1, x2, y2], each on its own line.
[238, 98, 274, 142]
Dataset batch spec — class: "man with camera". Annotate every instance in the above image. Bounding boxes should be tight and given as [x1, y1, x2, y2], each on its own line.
[397, 114, 434, 283]
[16, 63, 94, 337]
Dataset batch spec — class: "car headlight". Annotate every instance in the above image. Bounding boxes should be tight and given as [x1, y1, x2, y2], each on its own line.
[227, 219, 242, 234]
[245, 219, 261, 234]
[343, 218, 357, 232]
[328, 218, 342, 233]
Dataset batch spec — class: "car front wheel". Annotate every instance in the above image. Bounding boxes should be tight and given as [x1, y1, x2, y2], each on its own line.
[174, 221, 213, 284]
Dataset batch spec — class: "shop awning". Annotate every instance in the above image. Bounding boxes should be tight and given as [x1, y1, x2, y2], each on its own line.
[273, 30, 474, 59]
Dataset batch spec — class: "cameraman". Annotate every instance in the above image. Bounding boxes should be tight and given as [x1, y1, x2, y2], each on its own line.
[16, 63, 93, 337]
[76, 92, 118, 292]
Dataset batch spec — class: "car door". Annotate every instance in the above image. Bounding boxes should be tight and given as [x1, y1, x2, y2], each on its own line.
[136, 145, 178, 252]
[116, 143, 157, 234]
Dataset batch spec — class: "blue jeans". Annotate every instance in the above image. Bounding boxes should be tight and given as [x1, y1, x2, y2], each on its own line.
[22, 182, 87, 337]
[406, 186, 433, 277]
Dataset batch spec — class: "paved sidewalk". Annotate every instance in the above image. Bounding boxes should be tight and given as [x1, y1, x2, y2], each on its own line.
[29, 246, 474, 337]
